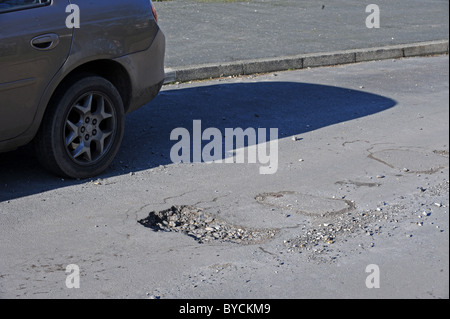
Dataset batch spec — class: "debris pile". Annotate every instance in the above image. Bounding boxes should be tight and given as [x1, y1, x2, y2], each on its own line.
[139, 205, 277, 245]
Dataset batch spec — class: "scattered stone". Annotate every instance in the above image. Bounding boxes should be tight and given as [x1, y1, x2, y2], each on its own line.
[138, 205, 278, 245]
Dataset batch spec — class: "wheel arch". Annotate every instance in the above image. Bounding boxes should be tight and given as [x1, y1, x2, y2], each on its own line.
[3, 59, 133, 153]
[47, 60, 133, 115]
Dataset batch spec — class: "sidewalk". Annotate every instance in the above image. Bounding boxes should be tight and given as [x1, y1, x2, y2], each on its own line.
[155, 0, 449, 82]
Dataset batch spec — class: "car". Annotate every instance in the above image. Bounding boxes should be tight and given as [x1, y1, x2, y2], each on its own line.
[0, 0, 165, 179]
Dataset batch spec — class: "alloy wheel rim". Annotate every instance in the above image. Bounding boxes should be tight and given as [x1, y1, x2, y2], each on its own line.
[63, 91, 117, 166]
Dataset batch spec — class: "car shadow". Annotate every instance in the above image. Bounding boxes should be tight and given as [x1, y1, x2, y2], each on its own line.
[0, 81, 396, 202]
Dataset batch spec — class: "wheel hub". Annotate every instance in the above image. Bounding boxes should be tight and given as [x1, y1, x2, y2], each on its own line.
[64, 91, 116, 165]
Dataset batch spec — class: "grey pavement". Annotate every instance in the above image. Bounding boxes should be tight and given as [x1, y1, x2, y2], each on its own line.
[0, 56, 448, 299]
[155, 0, 449, 68]
[0, 0, 449, 301]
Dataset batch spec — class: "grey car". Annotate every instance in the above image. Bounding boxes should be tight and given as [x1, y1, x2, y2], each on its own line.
[0, 0, 165, 178]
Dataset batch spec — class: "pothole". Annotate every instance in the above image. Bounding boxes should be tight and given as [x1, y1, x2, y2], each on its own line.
[138, 205, 278, 245]
[255, 191, 356, 217]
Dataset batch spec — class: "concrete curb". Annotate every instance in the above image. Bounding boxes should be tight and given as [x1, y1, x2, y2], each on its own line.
[164, 40, 448, 84]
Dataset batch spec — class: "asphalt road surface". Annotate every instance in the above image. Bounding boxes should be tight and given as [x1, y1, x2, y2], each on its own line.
[156, 0, 449, 67]
[0, 55, 448, 299]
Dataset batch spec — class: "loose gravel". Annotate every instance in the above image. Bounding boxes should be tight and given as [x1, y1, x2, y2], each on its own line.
[138, 205, 278, 245]
[283, 180, 449, 261]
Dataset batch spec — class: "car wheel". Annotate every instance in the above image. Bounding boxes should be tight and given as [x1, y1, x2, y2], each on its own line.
[35, 75, 125, 179]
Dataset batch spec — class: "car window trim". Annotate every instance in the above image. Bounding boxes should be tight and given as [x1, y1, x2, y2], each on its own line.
[0, 0, 52, 14]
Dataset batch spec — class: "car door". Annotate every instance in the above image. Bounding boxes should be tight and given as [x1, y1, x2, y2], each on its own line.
[0, 0, 72, 141]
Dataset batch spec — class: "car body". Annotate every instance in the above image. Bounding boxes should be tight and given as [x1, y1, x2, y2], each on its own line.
[0, 0, 165, 178]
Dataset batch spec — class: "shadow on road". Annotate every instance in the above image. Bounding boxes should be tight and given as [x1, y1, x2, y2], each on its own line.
[0, 81, 396, 202]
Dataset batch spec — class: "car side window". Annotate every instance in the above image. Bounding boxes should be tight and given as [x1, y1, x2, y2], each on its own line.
[0, 0, 51, 13]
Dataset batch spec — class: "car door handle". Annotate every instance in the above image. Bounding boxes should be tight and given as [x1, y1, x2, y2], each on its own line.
[30, 34, 60, 51]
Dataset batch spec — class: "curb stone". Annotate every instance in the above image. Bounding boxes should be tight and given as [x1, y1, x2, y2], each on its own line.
[164, 40, 449, 84]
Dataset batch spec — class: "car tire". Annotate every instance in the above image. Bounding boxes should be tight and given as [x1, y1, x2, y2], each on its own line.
[35, 75, 125, 179]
